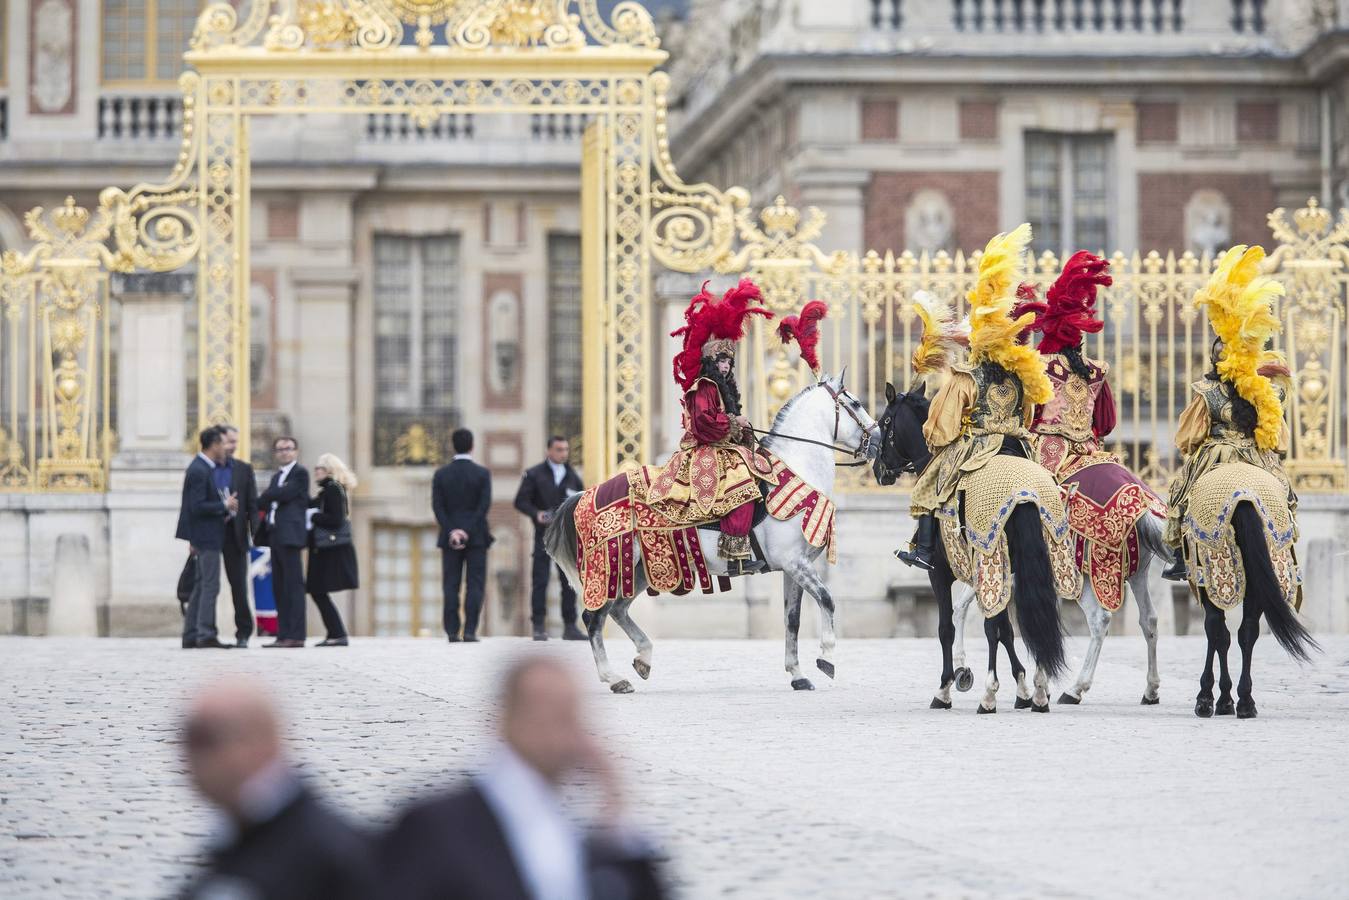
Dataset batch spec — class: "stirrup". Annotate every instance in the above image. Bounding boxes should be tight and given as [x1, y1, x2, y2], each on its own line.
[895, 547, 935, 571]
[727, 558, 766, 577]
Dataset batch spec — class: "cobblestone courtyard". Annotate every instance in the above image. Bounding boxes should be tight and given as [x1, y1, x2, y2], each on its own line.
[4, 634, 1348, 898]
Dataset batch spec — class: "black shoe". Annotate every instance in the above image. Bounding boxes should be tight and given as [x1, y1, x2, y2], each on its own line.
[181, 639, 196, 649]
[896, 514, 937, 571]
[196, 638, 233, 649]
[727, 558, 767, 577]
[447, 634, 462, 643]
[463, 632, 479, 643]
[1161, 557, 1187, 582]
[563, 623, 587, 641]
[316, 637, 348, 647]
[264, 639, 304, 648]
[235, 639, 249, 649]
[533, 628, 548, 642]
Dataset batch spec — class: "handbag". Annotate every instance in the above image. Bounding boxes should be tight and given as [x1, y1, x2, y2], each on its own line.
[313, 483, 352, 550]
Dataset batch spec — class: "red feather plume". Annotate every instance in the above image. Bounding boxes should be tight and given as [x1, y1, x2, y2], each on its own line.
[1037, 251, 1112, 354]
[777, 300, 829, 375]
[670, 279, 773, 391]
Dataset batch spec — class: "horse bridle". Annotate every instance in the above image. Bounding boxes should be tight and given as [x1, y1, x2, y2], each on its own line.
[751, 382, 878, 465]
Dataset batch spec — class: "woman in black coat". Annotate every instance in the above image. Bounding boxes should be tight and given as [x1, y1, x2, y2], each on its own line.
[306, 453, 359, 646]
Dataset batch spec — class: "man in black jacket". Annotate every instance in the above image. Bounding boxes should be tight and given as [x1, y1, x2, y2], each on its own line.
[176, 426, 238, 650]
[258, 436, 309, 648]
[180, 680, 378, 900]
[432, 428, 493, 642]
[219, 426, 259, 647]
[380, 656, 665, 900]
[514, 436, 585, 641]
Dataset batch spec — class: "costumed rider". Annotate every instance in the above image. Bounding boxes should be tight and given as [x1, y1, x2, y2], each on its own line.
[896, 223, 1054, 569]
[1162, 244, 1296, 582]
[1021, 251, 1120, 474]
[647, 279, 776, 576]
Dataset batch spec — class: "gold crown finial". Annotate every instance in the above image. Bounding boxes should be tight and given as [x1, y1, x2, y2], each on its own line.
[51, 197, 89, 237]
[759, 196, 800, 235]
[1293, 196, 1330, 236]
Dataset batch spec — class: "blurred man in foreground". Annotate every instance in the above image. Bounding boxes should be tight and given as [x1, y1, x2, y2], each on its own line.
[180, 680, 377, 899]
[382, 656, 665, 900]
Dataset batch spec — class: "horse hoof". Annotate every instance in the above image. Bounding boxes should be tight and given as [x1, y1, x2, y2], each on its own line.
[1195, 697, 1214, 718]
[1216, 697, 1235, 716]
[1236, 699, 1258, 719]
[976, 705, 996, 715]
[1140, 694, 1160, 706]
[791, 677, 815, 691]
[954, 668, 974, 693]
[1057, 692, 1081, 705]
[610, 680, 634, 694]
[929, 697, 952, 710]
[632, 658, 651, 680]
[1014, 696, 1033, 710]
[1032, 701, 1050, 713]
[816, 658, 835, 680]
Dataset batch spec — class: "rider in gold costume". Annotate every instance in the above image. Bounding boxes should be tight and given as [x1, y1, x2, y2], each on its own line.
[896, 224, 1054, 569]
[1162, 244, 1296, 581]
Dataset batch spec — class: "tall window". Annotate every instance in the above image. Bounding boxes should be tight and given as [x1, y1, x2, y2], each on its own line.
[1024, 132, 1113, 254]
[102, 0, 206, 84]
[372, 234, 460, 466]
[547, 234, 583, 461]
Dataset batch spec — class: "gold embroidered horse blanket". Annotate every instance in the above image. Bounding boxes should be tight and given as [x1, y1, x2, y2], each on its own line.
[573, 456, 838, 610]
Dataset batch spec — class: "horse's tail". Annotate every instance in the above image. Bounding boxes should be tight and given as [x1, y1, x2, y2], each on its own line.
[1007, 502, 1067, 679]
[544, 493, 584, 589]
[1136, 511, 1172, 568]
[1232, 501, 1318, 663]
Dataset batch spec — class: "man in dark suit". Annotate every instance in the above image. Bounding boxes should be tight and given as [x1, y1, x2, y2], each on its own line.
[176, 426, 238, 650]
[219, 425, 259, 648]
[515, 435, 585, 641]
[180, 680, 378, 900]
[258, 436, 309, 648]
[432, 428, 493, 642]
[381, 656, 665, 900]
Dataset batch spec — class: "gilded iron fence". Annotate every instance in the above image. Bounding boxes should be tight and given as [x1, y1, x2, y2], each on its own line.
[0, 205, 114, 491]
[731, 197, 1347, 494]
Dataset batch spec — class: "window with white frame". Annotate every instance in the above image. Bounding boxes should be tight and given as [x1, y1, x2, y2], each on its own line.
[102, 0, 206, 84]
[372, 234, 460, 466]
[1024, 132, 1113, 255]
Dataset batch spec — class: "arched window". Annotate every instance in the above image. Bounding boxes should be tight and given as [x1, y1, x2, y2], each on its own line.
[102, 0, 206, 85]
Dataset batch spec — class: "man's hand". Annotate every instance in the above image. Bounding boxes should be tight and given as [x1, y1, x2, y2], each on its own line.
[449, 528, 469, 549]
[536, 511, 552, 525]
[225, 492, 239, 515]
[734, 415, 751, 430]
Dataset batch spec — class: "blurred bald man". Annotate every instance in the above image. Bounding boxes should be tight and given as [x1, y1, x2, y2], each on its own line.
[180, 680, 377, 900]
[382, 656, 665, 900]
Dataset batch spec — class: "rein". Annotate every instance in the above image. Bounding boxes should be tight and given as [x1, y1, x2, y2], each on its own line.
[750, 382, 877, 467]
[749, 426, 871, 466]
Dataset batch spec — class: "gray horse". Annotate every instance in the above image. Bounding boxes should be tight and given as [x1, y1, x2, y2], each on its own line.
[948, 509, 1171, 707]
[545, 372, 878, 693]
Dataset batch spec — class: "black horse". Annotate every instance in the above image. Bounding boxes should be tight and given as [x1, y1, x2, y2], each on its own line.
[873, 380, 1067, 713]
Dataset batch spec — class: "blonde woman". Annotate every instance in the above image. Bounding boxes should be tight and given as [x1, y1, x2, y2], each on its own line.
[306, 453, 359, 646]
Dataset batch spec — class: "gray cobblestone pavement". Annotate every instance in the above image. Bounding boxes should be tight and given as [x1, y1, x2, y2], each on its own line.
[3, 634, 1348, 898]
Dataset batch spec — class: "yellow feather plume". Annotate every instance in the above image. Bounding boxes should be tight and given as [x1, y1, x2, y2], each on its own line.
[1194, 244, 1286, 451]
[910, 290, 963, 377]
[966, 224, 1052, 405]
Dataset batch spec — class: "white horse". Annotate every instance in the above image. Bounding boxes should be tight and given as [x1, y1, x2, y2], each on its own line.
[545, 371, 878, 693]
[946, 511, 1170, 707]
